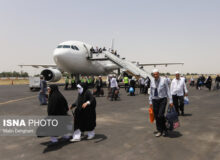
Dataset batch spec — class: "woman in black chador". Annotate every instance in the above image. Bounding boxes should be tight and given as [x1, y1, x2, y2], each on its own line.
[47, 84, 69, 143]
[205, 76, 212, 91]
[70, 83, 96, 142]
[48, 85, 69, 116]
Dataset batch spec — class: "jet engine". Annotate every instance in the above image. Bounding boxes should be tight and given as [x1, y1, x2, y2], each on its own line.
[41, 68, 62, 82]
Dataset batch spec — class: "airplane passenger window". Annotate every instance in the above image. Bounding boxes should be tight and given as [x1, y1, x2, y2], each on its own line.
[57, 45, 63, 48]
[63, 45, 70, 48]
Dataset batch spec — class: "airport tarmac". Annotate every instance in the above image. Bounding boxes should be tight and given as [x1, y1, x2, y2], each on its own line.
[0, 85, 219, 160]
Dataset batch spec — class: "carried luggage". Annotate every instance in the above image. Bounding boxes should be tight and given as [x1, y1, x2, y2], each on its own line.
[129, 87, 135, 96]
[93, 88, 104, 96]
[184, 96, 189, 105]
[114, 89, 119, 100]
[129, 87, 134, 93]
[148, 107, 154, 123]
[107, 88, 120, 100]
[166, 106, 180, 131]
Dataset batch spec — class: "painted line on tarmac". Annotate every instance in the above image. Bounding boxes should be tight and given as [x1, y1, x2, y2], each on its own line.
[0, 95, 36, 106]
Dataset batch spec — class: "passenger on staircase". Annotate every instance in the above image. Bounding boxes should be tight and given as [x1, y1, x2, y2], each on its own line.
[90, 47, 95, 53]
[95, 46, 99, 53]
[102, 47, 106, 51]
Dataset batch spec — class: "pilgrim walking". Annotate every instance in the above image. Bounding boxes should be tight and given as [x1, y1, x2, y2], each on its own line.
[47, 85, 69, 143]
[205, 76, 212, 91]
[170, 71, 188, 116]
[70, 83, 96, 142]
[149, 69, 173, 137]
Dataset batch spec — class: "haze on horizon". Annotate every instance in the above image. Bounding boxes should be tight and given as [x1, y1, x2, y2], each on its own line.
[0, 0, 219, 75]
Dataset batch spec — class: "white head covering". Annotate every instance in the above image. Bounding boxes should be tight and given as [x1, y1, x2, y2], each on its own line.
[175, 71, 180, 74]
[152, 68, 159, 73]
[77, 84, 83, 94]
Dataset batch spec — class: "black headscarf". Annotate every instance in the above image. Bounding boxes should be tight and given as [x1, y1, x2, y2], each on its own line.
[47, 85, 68, 115]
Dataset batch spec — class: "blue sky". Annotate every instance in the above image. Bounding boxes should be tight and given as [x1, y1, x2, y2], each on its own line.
[0, 0, 219, 74]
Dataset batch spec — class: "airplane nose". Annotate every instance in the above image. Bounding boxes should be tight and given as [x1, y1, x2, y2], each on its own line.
[53, 49, 63, 57]
[53, 49, 67, 64]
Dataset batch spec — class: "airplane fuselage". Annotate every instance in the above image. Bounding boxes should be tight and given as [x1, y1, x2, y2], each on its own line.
[53, 41, 118, 75]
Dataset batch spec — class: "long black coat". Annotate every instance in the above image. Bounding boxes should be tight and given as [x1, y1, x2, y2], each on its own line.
[96, 79, 103, 88]
[205, 77, 212, 90]
[130, 79, 136, 88]
[37, 85, 69, 137]
[72, 89, 96, 132]
[47, 85, 68, 116]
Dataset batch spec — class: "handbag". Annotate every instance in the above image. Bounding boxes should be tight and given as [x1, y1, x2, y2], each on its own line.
[184, 96, 189, 105]
[166, 106, 180, 130]
[148, 107, 154, 123]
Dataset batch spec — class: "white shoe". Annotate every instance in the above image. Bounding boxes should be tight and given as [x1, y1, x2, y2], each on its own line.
[70, 129, 81, 142]
[87, 130, 95, 140]
[87, 135, 95, 140]
[70, 138, 81, 142]
[155, 132, 162, 137]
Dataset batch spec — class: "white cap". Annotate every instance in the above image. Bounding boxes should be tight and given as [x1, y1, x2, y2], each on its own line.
[175, 71, 180, 74]
[152, 68, 159, 73]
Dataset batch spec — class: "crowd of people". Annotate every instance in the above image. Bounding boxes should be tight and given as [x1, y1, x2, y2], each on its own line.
[37, 71, 220, 143]
[90, 46, 120, 57]
[90, 46, 106, 53]
[187, 74, 220, 91]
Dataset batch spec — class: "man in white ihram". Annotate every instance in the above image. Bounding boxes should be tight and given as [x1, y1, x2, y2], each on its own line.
[170, 71, 188, 116]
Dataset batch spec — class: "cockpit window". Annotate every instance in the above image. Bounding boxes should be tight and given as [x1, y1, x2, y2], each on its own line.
[63, 45, 70, 48]
[71, 45, 79, 51]
[75, 46, 79, 50]
[57, 45, 78, 50]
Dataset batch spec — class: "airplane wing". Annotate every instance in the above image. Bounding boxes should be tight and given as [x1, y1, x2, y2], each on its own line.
[18, 64, 57, 69]
[138, 63, 184, 67]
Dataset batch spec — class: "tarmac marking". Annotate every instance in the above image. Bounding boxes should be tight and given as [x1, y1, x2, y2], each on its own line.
[0, 95, 36, 106]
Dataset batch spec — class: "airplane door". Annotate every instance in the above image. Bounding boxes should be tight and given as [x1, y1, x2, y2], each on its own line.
[83, 44, 92, 58]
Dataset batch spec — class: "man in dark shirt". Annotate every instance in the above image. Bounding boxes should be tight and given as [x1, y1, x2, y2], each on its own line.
[38, 75, 47, 105]
[95, 76, 103, 97]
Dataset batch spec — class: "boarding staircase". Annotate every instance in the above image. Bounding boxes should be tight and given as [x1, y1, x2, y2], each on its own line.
[87, 50, 153, 80]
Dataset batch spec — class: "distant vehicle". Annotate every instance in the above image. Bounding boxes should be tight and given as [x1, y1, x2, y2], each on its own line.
[29, 77, 40, 91]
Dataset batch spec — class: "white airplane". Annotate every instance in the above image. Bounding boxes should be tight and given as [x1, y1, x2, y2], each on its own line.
[19, 40, 184, 82]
